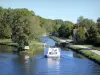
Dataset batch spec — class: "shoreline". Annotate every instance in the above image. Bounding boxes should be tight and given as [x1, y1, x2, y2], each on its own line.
[0, 39, 45, 54]
[49, 36, 100, 65]
[0, 43, 18, 48]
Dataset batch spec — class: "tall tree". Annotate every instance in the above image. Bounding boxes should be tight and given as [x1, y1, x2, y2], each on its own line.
[86, 26, 98, 45]
[58, 22, 73, 38]
[75, 27, 86, 43]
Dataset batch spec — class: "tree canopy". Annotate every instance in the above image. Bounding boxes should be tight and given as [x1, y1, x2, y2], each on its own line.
[0, 7, 100, 46]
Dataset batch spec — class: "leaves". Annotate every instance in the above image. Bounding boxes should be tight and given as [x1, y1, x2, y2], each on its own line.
[75, 27, 86, 43]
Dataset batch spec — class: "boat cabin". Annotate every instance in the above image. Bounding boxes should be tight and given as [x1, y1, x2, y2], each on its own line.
[45, 47, 60, 57]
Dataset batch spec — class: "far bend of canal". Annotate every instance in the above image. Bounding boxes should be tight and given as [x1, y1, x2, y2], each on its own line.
[0, 37, 100, 75]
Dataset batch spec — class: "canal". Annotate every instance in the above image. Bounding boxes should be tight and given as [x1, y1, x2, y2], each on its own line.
[0, 37, 100, 75]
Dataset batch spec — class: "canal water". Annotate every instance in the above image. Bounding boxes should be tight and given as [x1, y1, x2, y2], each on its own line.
[0, 37, 100, 75]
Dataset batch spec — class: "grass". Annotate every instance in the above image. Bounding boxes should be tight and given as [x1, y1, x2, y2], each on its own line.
[92, 46, 100, 51]
[68, 46, 100, 64]
[0, 39, 44, 54]
[0, 39, 12, 43]
[81, 50, 100, 63]
[0, 39, 18, 47]
[49, 36, 60, 42]
[20, 40, 44, 54]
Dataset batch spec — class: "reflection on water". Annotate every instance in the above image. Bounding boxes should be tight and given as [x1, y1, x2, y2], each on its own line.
[0, 45, 16, 53]
[62, 48, 85, 58]
[47, 57, 60, 75]
[0, 37, 100, 75]
[47, 57, 60, 68]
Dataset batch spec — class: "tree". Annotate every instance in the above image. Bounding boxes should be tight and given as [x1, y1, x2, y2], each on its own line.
[58, 25, 72, 38]
[97, 17, 100, 23]
[12, 17, 33, 48]
[96, 18, 100, 45]
[97, 18, 100, 33]
[77, 16, 96, 28]
[86, 26, 98, 45]
[53, 24, 61, 33]
[77, 16, 84, 27]
[75, 27, 86, 44]
[0, 7, 12, 39]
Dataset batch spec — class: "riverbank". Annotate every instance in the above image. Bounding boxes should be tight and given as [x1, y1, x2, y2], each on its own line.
[0, 39, 18, 47]
[0, 39, 45, 54]
[92, 46, 100, 51]
[50, 36, 100, 64]
[20, 41, 45, 54]
[68, 45, 100, 64]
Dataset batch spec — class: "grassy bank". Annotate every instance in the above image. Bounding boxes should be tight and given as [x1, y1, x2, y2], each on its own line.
[49, 36, 60, 42]
[92, 46, 100, 51]
[0, 39, 44, 54]
[68, 46, 100, 64]
[0, 39, 18, 47]
[20, 40, 44, 54]
[0, 39, 11, 43]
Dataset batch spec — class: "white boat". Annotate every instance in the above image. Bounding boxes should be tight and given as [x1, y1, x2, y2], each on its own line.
[45, 47, 60, 58]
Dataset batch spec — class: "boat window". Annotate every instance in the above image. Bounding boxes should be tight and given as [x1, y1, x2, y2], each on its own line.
[49, 52, 52, 54]
[55, 49, 57, 51]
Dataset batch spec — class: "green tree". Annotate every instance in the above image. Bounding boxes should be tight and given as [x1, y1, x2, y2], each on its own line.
[96, 18, 100, 45]
[77, 16, 84, 27]
[58, 21, 73, 38]
[75, 27, 86, 43]
[77, 16, 96, 28]
[86, 26, 98, 44]
[0, 7, 12, 39]
[58, 25, 71, 38]
[97, 18, 100, 33]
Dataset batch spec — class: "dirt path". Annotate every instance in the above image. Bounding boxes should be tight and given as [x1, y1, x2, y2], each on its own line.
[70, 45, 100, 55]
[90, 50, 100, 55]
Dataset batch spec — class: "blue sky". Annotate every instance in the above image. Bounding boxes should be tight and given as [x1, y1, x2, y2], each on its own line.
[0, 0, 100, 23]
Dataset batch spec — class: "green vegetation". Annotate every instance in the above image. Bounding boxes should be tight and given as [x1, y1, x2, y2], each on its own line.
[0, 6, 100, 53]
[0, 39, 18, 47]
[0, 39, 12, 43]
[0, 7, 57, 52]
[0, 6, 75, 52]
[68, 46, 100, 64]
[49, 36, 60, 42]
[92, 46, 100, 51]
[51, 16, 100, 47]
[18, 40, 44, 54]
[58, 21, 73, 38]
[75, 27, 86, 44]
[74, 16, 100, 46]
[50, 36, 100, 64]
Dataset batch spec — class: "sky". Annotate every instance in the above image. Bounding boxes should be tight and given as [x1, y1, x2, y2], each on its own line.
[0, 0, 100, 23]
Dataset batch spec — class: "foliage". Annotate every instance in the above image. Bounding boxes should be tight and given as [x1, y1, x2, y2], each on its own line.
[77, 16, 96, 28]
[86, 26, 98, 45]
[0, 6, 100, 48]
[74, 16, 100, 46]
[0, 7, 12, 38]
[75, 27, 86, 43]
[58, 21, 73, 38]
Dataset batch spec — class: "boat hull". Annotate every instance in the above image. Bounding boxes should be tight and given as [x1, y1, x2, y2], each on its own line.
[45, 54, 60, 58]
